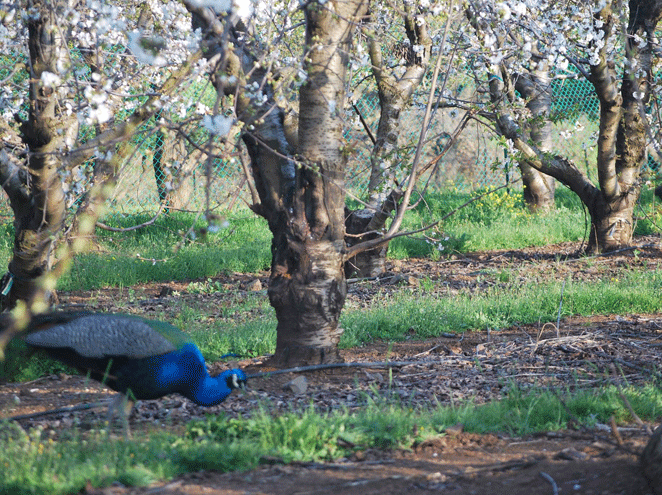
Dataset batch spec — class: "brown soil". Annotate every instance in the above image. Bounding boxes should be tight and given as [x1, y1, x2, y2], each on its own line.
[2, 236, 662, 495]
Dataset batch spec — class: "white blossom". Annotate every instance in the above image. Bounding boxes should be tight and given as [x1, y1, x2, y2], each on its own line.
[202, 114, 233, 136]
[127, 31, 167, 66]
[234, 0, 253, 18]
[40, 71, 61, 88]
[496, 3, 511, 21]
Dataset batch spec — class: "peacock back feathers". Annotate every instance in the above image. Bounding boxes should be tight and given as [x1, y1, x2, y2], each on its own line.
[24, 312, 188, 359]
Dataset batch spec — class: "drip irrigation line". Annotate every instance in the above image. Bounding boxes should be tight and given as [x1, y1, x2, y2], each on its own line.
[246, 358, 441, 379]
[6, 400, 111, 422]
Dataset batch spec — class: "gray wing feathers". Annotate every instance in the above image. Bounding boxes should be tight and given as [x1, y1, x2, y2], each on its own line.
[25, 315, 177, 358]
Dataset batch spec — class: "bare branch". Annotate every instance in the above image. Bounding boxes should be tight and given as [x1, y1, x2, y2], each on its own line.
[64, 51, 203, 170]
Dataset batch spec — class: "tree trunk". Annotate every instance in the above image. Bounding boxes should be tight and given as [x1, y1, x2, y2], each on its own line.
[269, 225, 347, 365]
[152, 127, 171, 214]
[468, 0, 660, 253]
[520, 162, 555, 212]
[515, 68, 555, 212]
[344, 207, 388, 278]
[195, 0, 368, 366]
[1, 0, 72, 310]
[151, 127, 194, 213]
[264, 0, 368, 366]
[344, 4, 431, 278]
[642, 424, 662, 495]
[584, 0, 660, 252]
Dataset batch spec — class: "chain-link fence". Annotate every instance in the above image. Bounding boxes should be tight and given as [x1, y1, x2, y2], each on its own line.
[4, 48, 649, 221]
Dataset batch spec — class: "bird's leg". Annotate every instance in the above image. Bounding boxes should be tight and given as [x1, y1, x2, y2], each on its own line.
[121, 397, 135, 439]
[106, 393, 122, 425]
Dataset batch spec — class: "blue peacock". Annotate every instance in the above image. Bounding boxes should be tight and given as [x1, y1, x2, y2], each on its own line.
[21, 311, 247, 426]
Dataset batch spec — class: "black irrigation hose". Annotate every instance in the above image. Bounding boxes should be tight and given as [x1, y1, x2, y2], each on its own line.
[5, 400, 111, 422]
[245, 360, 418, 379]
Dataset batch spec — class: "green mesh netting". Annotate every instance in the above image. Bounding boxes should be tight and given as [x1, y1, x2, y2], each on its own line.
[2, 49, 657, 218]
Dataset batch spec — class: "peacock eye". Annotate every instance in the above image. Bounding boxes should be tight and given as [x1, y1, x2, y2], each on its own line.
[228, 373, 246, 389]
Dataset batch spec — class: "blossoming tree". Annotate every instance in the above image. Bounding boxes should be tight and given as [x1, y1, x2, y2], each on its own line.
[0, 0, 204, 324]
[463, 0, 662, 251]
[0, 0, 447, 364]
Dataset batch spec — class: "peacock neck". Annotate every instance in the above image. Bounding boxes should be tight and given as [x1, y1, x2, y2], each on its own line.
[188, 374, 232, 406]
[173, 343, 233, 406]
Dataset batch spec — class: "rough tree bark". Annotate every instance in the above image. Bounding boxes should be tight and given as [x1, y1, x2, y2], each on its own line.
[514, 67, 556, 212]
[189, 0, 369, 365]
[150, 127, 196, 213]
[263, 0, 366, 366]
[0, 0, 73, 310]
[642, 424, 662, 495]
[345, 3, 432, 278]
[0, 0, 202, 320]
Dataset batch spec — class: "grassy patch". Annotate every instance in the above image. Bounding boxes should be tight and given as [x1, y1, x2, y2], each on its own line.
[340, 270, 662, 347]
[6, 269, 660, 382]
[0, 188, 604, 292]
[58, 212, 272, 291]
[2, 383, 661, 494]
[388, 187, 587, 258]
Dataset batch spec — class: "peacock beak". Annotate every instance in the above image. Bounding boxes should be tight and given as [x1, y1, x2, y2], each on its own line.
[231, 373, 246, 390]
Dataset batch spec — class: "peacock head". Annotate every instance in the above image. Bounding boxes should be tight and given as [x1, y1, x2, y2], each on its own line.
[224, 369, 247, 390]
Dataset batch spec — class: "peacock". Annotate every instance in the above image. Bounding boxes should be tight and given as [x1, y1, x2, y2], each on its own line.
[19, 311, 247, 430]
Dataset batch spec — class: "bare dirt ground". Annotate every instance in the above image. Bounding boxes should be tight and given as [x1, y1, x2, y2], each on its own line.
[2, 236, 662, 495]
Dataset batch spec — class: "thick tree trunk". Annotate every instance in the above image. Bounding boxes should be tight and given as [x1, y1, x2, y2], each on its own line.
[468, 0, 659, 253]
[584, 0, 660, 251]
[515, 69, 555, 212]
[1, 0, 71, 310]
[200, 0, 367, 366]
[520, 162, 555, 211]
[586, 200, 636, 251]
[264, 0, 367, 366]
[344, 207, 388, 278]
[269, 227, 347, 365]
[643, 424, 662, 495]
[151, 127, 194, 213]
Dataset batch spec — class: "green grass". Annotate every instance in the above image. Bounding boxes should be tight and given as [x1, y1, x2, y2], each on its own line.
[6, 268, 661, 382]
[388, 186, 588, 258]
[58, 211, 272, 291]
[339, 270, 662, 347]
[2, 383, 662, 495]
[2, 187, 662, 492]
[0, 186, 620, 291]
[1, 185, 660, 292]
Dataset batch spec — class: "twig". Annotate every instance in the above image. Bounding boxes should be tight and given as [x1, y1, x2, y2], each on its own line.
[412, 345, 440, 358]
[352, 103, 376, 145]
[532, 322, 558, 356]
[556, 280, 566, 338]
[539, 472, 559, 495]
[610, 415, 624, 446]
